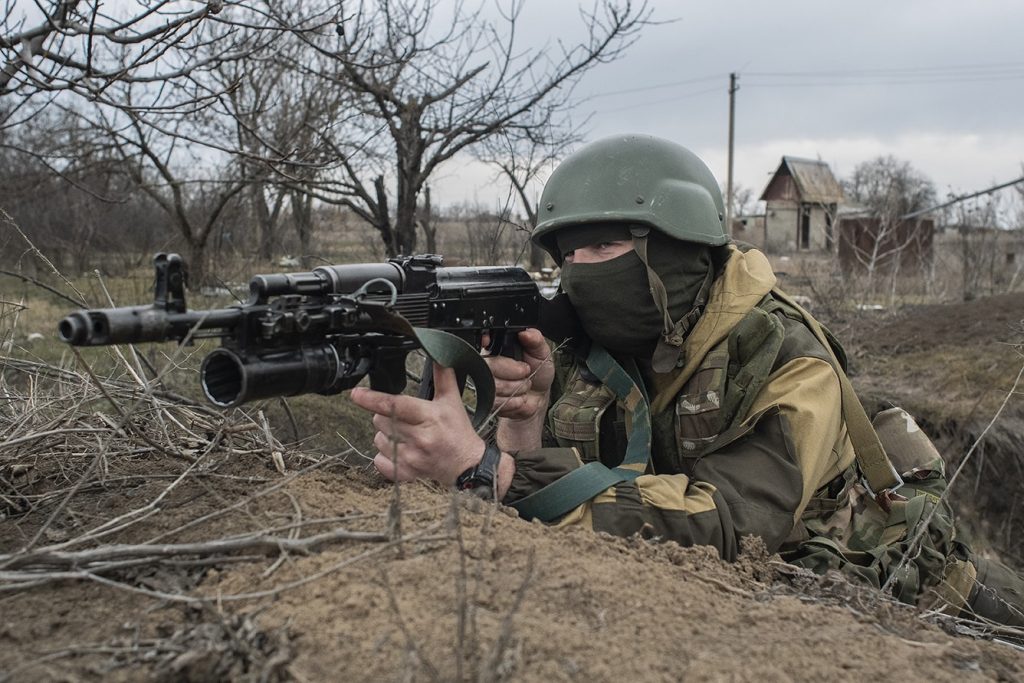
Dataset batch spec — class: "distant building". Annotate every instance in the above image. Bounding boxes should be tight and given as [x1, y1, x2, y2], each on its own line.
[729, 214, 766, 250]
[935, 225, 1024, 295]
[836, 209, 935, 273]
[759, 157, 844, 254]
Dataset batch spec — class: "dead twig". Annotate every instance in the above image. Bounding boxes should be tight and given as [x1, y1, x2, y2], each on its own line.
[481, 549, 536, 682]
[379, 566, 442, 683]
[0, 526, 388, 572]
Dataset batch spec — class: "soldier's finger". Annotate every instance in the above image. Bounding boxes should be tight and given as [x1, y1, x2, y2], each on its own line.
[373, 451, 419, 482]
[518, 328, 550, 360]
[351, 387, 430, 424]
[371, 437, 425, 480]
[374, 429, 409, 455]
[432, 363, 462, 407]
[494, 376, 532, 398]
[494, 395, 527, 416]
[484, 355, 530, 381]
[372, 412, 402, 436]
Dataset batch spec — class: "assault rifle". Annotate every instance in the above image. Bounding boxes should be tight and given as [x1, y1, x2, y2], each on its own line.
[58, 253, 566, 427]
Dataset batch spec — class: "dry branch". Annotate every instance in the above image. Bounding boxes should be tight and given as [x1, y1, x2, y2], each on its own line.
[0, 526, 388, 574]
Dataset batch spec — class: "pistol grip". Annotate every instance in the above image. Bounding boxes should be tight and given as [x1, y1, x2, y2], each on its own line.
[485, 330, 523, 361]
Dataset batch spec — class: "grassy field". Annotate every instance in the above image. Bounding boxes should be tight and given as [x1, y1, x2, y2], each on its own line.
[1, 266, 380, 463]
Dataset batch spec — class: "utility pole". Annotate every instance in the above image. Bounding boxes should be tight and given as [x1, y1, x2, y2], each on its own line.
[725, 72, 739, 236]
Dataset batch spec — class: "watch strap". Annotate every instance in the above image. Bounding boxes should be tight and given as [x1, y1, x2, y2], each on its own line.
[456, 442, 502, 499]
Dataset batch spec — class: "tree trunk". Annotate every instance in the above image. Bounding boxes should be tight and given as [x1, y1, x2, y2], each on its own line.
[528, 242, 547, 270]
[395, 190, 418, 256]
[524, 203, 546, 270]
[372, 175, 397, 257]
[186, 239, 209, 290]
[418, 186, 437, 254]
[252, 182, 274, 262]
[292, 191, 314, 268]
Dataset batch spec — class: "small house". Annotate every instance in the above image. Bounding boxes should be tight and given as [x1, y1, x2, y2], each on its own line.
[837, 209, 935, 274]
[759, 157, 844, 253]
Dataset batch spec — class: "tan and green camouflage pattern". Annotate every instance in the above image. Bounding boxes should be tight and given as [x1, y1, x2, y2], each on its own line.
[965, 556, 1024, 627]
[509, 248, 833, 559]
[782, 454, 957, 604]
[503, 245, 1004, 612]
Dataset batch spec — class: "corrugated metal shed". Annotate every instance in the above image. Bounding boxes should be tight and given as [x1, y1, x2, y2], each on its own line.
[760, 157, 845, 204]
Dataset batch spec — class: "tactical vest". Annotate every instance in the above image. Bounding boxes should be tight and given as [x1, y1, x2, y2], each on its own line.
[544, 293, 972, 610]
[547, 294, 818, 476]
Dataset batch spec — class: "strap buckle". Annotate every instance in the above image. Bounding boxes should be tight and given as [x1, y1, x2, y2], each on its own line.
[861, 464, 905, 513]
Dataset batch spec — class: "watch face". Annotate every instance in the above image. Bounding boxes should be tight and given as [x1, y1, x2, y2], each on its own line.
[457, 470, 494, 491]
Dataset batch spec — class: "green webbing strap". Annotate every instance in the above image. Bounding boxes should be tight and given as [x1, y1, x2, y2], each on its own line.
[769, 289, 903, 495]
[510, 344, 653, 522]
[587, 347, 652, 470]
[357, 305, 496, 430]
[509, 461, 639, 522]
[412, 327, 496, 430]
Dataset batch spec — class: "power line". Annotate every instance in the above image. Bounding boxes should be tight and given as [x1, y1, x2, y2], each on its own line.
[583, 74, 723, 100]
[746, 60, 1024, 78]
[595, 86, 721, 114]
[901, 176, 1024, 219]
[746, 72, 1024, 88]
[581, 61, 1024, 105]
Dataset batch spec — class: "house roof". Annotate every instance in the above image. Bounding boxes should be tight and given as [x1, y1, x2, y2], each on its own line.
[759, 156, 845, 204]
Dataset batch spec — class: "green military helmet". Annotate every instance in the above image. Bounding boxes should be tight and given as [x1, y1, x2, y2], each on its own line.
[533, 134, 728, 261]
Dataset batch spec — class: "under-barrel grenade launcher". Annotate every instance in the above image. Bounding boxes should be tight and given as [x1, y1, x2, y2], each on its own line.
[57, 253, 555, 426]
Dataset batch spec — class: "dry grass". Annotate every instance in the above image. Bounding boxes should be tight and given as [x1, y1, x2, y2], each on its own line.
[3, 222, 1024, 678]
[0, 231, 542, 679]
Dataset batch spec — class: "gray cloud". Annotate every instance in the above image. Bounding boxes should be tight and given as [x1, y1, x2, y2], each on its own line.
[439, 1, 1024, 208]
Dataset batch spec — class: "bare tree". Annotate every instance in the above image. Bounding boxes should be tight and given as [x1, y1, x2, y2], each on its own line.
[449, 201, 521, 265]
[727, 183, 756, 220]
[844, 156, 935, 219]
[272, 0, 652, 257]
[4, 1, 654, 277]
[16, 5, 336, 284]
[475, 125, 582, 269]
[948, 192, 1024, 301]
[417, 185, 437, 255]
[0, 1, 256, 125]
[210, 34, 350, 264]
[0, 106, 170, 272]
[840, 156, 936, 293]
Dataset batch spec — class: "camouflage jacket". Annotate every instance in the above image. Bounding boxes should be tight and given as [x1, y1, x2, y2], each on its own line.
[502, 247, 965, 607]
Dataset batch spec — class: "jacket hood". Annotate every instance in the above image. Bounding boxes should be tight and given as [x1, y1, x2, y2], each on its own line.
[649, 245, 776, 415]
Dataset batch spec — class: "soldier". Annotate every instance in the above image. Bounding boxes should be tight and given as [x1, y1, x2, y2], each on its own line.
[351, 134, 1023, 628]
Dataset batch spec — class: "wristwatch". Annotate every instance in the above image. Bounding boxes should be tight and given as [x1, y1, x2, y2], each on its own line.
[455, 442, 502, 499]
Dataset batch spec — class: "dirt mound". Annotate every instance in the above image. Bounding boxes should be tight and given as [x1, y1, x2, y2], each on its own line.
[2, 294, 1024, 681]
[2, 453, 1023, 682]
[848, 293, 1023, 356]
[843, 293, 1024, 565]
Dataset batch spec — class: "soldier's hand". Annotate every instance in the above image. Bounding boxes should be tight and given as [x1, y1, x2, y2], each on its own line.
[484, 328, 553, 422]
[351, 364, 484, 486]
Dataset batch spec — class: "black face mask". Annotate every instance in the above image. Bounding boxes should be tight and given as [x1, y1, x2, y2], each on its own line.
[559, 233, 713, 358]
[561, 250, 662, 357]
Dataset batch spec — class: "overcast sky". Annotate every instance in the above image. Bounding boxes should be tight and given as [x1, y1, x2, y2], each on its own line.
[435, 0, 1024, 213]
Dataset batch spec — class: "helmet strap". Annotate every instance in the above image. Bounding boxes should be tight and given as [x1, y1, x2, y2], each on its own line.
[630, 226, 715, 373]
